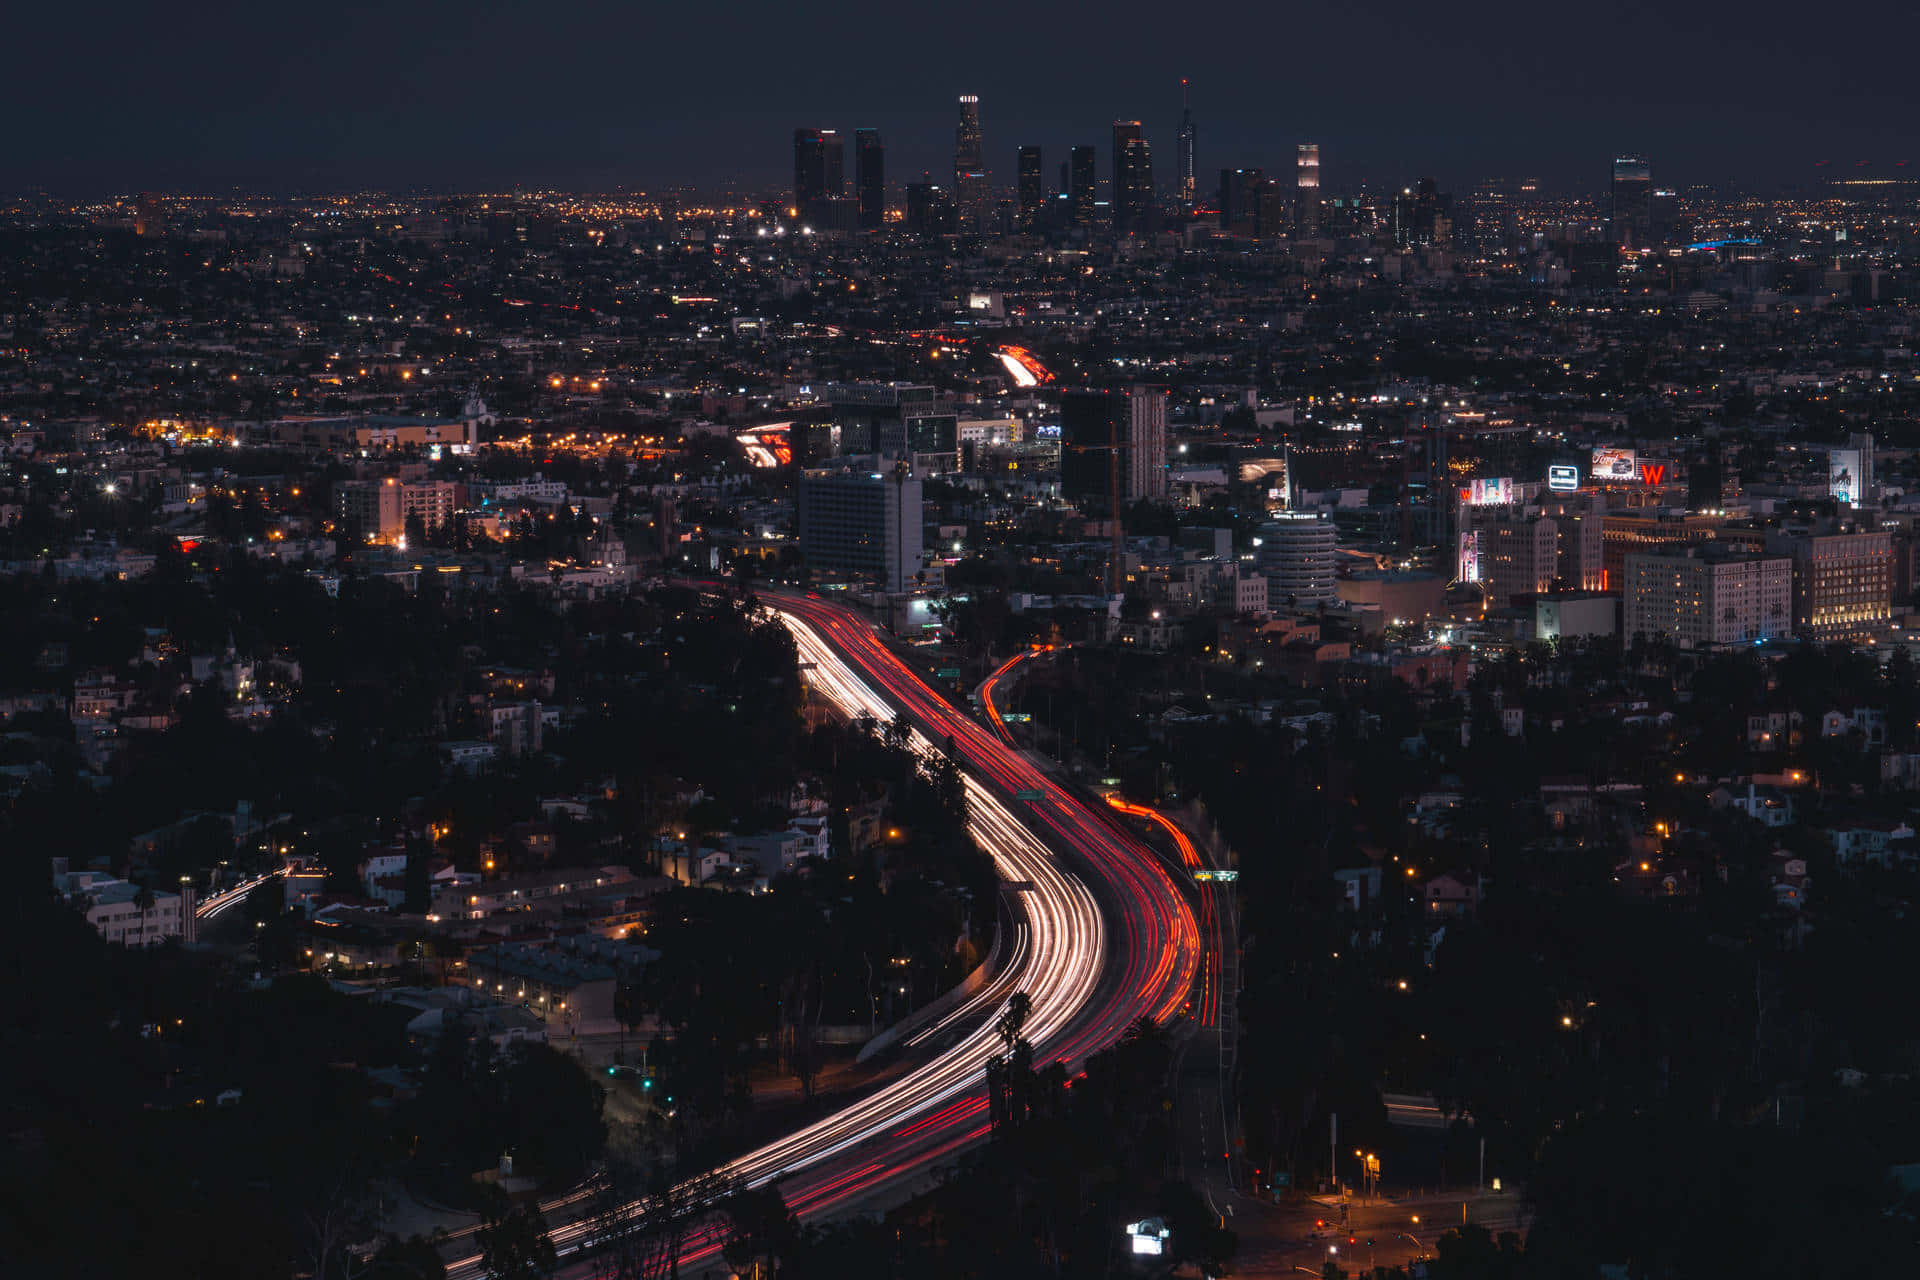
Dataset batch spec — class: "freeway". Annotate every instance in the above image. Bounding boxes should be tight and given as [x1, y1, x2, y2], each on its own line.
[973, 640, 1242, 1227]
[447, 593, 1198, 1277]
[194, 867, 287, 921]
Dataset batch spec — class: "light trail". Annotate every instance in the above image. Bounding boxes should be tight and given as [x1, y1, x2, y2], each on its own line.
[448, 593, 1199, 1278]
[194, 867, 287, 920]
[995, 351, 1040, 388]
[1103, 795, 1221, 1028]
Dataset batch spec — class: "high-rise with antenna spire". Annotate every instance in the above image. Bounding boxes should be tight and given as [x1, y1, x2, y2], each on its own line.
[1176, 79, 1196, 208]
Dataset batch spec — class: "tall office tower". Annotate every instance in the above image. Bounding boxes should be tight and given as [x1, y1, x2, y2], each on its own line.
[1070, 145, 1098, 228]
[1256, 513, 1339, 609]
[954, 95, 988, 232]
[1112, 121, 1153, 233]
[797, 466, 924, 594]
[1295, 143, 1321, 237]
[793, 128, 831, 209]
[905, 181, 956, 235]
[1395, 177, 1450, 247]
[1175, 80, 1197, 207]
[1218, 168, 1267, 234]
[855, 129, 885, 230]
[1650, 187, 1681, 244]
[1610, 154, 1652, 248]
[1017, 146, 1044, 230]
[822, 131, 844, 197]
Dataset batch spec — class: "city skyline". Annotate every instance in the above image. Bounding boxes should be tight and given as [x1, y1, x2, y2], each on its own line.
[5, 0, 1917, 194]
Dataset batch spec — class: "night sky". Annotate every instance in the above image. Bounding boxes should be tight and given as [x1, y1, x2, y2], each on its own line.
[9, 0, 1917, 195]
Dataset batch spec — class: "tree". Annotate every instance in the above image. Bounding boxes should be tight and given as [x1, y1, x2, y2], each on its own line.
[359, 1231, 449, 1280]
[720, 1185, 797, 1280]
[477, 1194, 558, 1280]
[502, 1043, 608, 1186]
[1426, 1223, 1523, 1280]
[403, 839, 432, 914]
[1160, 1180, 1238, 1277]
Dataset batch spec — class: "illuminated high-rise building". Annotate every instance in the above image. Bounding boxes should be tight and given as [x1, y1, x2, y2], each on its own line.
[793, 128, 832, 210]
[1295, 143, 1321, 237]
[954, 95, 988, 232]
[1175, 80, 1196, 207]
[855, 129, 885, 230]
[1111, 120, 1153, 234]
[1069, 145, 1098, 229]
[1610, 154, 1652, 248]
[1017, 146, 1044, 230]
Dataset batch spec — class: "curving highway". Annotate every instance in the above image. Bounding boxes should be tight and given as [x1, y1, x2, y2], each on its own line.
[195, 867, 287, 921]
[446, 591, 1199, 1277]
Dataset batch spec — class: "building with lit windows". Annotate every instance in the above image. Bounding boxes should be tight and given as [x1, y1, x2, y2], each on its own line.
[1295, 143, 1321, 236]
[793, 128, 843, 209]
[1611, 154, 1652, 248]
[953, 95, 988, 232]
[1479, 514, 1560, 609]
[1017, 146, 1044, 230]
[333, 476, 457, 544]
[1770, 527, 1893, 643]
[1175, 81, 1196, 206]
[1069, 146, 1098, 229]
[54, 860, 194, 947]
[797, 466, 924, 593]
[1257, 513, 1338, 609]
[1622, 547, 1791, 649]
[1111, 121, 1153, 233]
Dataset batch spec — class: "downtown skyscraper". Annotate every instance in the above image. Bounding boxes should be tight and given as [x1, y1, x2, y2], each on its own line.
[1111, 120, 1153, 234]
[1611, 154, 1652, 248]
[855, 128, 885, 230]
[1175, 80, 1196, 207]
[793, 127, 844, 210]
[954, 94, 988, 233]
[1017, 145, 1044, 231]
[1296, 143, 1321, 237]
[1069, 145, 1097, 230]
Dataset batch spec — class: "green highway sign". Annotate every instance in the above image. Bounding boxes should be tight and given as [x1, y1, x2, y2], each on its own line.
[1193, 869, 1240, 882]
[937, 668, 961, 678]
[1002, 712, 1032, 723]
[1014, 789, 1045, 801]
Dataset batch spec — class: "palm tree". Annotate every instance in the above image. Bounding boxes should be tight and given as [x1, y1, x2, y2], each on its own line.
[131, 885, 156, 944]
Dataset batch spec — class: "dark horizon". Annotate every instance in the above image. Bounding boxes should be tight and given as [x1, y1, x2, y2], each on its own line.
[6, 1, 1918, 196]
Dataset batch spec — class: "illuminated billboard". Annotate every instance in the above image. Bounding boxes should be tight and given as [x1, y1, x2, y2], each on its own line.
[1467, 477, 1514, 506]
[1829, 449, 1862, 504]
[1547, 464, 1581, 492]
[1238, 457, 1291, 511]
[1591, 447, 1638, 482]
[1458, 528, 1482, 583]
